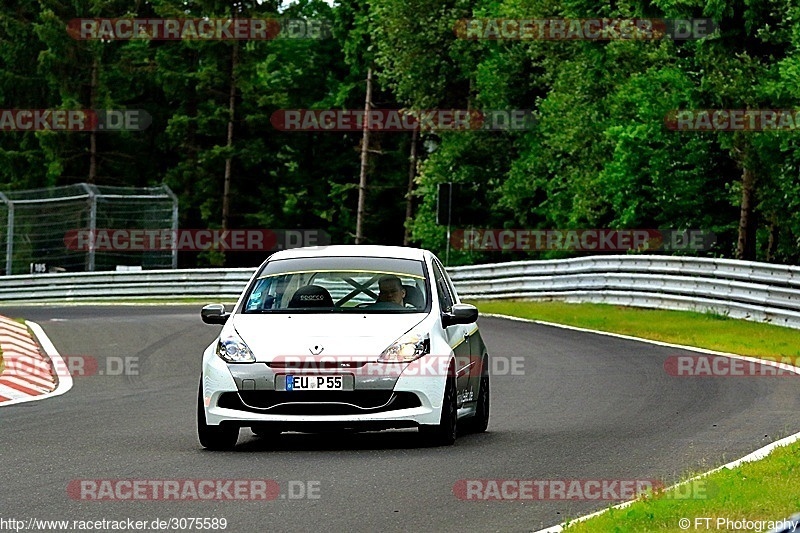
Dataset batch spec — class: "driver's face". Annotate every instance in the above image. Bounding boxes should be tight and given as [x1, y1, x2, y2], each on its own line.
[378, 281, 405, 305]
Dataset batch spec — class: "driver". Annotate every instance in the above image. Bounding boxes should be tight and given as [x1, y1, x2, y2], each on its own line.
[373, 274, 406, 308]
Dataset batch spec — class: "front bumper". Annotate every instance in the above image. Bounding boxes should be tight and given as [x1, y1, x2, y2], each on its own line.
[200, 346, 446, 427]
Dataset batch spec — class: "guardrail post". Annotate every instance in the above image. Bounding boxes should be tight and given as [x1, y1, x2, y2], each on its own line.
[0, 192, 13, 275]
[80, 184, 97, 272]
[163, 184, 179, 269]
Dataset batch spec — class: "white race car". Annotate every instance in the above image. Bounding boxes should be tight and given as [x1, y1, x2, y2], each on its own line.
[197, 245, 489, 450]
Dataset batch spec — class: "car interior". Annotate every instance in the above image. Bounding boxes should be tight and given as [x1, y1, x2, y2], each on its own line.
[246, 271, 428, 312]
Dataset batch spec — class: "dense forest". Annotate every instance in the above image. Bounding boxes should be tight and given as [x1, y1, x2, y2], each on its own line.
[1, 0, 800, 267]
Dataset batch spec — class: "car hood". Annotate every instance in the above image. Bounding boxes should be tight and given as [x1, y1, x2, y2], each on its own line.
[231, 313, 428, 361]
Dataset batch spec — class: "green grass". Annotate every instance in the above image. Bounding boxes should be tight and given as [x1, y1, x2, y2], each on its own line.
[561, 441, 800, 532]
[470, 300, 800, 359]
[467, 300, 800, 532]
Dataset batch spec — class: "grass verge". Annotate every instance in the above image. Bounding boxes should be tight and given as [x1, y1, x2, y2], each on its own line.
[560, 441, 800, 532]
[470, 300, 800, 359]
[468, 300, 800, 532]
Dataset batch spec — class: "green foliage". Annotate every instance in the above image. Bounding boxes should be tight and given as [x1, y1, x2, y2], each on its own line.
[2, 0, 800, 267]
[386, 0, 800, 263]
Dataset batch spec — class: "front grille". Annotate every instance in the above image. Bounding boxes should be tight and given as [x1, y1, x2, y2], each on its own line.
[218, 391, 421, 415]
[267, 360, 368, 369]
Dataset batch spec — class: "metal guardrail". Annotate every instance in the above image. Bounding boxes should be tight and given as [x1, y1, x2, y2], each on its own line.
[0, 268, 257, 302]
[1, 255, 800, 328]
[447, 256, 800, 328]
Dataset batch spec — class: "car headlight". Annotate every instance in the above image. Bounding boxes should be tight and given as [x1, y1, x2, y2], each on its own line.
[216, 331, 256, 363]
[378, 332, 430, 363]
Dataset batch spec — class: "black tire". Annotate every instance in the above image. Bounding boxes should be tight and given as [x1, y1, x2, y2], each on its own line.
[464, 356, 489, 434]
[419, 369, 457, 446]
[197, 380, 239, 451]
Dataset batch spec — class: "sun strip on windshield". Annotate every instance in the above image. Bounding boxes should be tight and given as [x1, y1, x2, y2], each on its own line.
[256, 269, 425, 280]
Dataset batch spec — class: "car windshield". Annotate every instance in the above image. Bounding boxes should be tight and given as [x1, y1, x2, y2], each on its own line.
[242, 256, 429, 313]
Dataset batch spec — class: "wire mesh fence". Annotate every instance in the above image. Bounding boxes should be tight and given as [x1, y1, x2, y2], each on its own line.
[0, 183, 177, 275]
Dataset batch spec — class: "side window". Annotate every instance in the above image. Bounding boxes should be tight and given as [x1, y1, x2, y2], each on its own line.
[440, 263, 459, 305]
[432, 260, 454, 312]
[245, 278, 268, 310]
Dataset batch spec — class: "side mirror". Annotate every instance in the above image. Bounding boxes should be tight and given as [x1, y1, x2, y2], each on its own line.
[201, 304, 229, 325]
[442, 303, 478, 328]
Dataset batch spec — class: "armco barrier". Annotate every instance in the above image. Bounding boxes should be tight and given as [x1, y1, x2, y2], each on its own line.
[0, 268, 256, 302]
[1, 256, 800, 328]
[447, 256, 800, 328]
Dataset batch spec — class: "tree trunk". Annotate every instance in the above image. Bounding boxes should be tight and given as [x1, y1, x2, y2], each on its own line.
[355, 67, 372, 245]
[736, 166, 756, 260]
[222, 42, 238, 234]
[403, 128, 418, 246]
[88, 56, 98, 184]
[766, 216, 777, 262]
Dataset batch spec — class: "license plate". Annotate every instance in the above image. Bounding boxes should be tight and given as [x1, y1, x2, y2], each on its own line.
[286, 375, 344, 391]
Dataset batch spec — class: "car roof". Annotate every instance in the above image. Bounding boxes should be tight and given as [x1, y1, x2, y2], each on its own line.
[268, 245, 429, 262]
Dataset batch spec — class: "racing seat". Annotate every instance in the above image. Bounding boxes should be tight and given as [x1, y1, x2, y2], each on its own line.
[402, 284, 424, 309]
[287, 285, 334, 308]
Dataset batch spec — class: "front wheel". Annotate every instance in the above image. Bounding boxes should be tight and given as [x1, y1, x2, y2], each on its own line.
[197, 380, 239, 451]
[419, 372, 457, 446]
[464, 357, 489, 433]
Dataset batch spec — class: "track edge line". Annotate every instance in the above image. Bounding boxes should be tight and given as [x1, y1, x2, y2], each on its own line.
[478, 313, 800, 533]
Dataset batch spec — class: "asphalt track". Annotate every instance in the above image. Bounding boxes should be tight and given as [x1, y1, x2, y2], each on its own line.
[1, 305, 799, 532]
